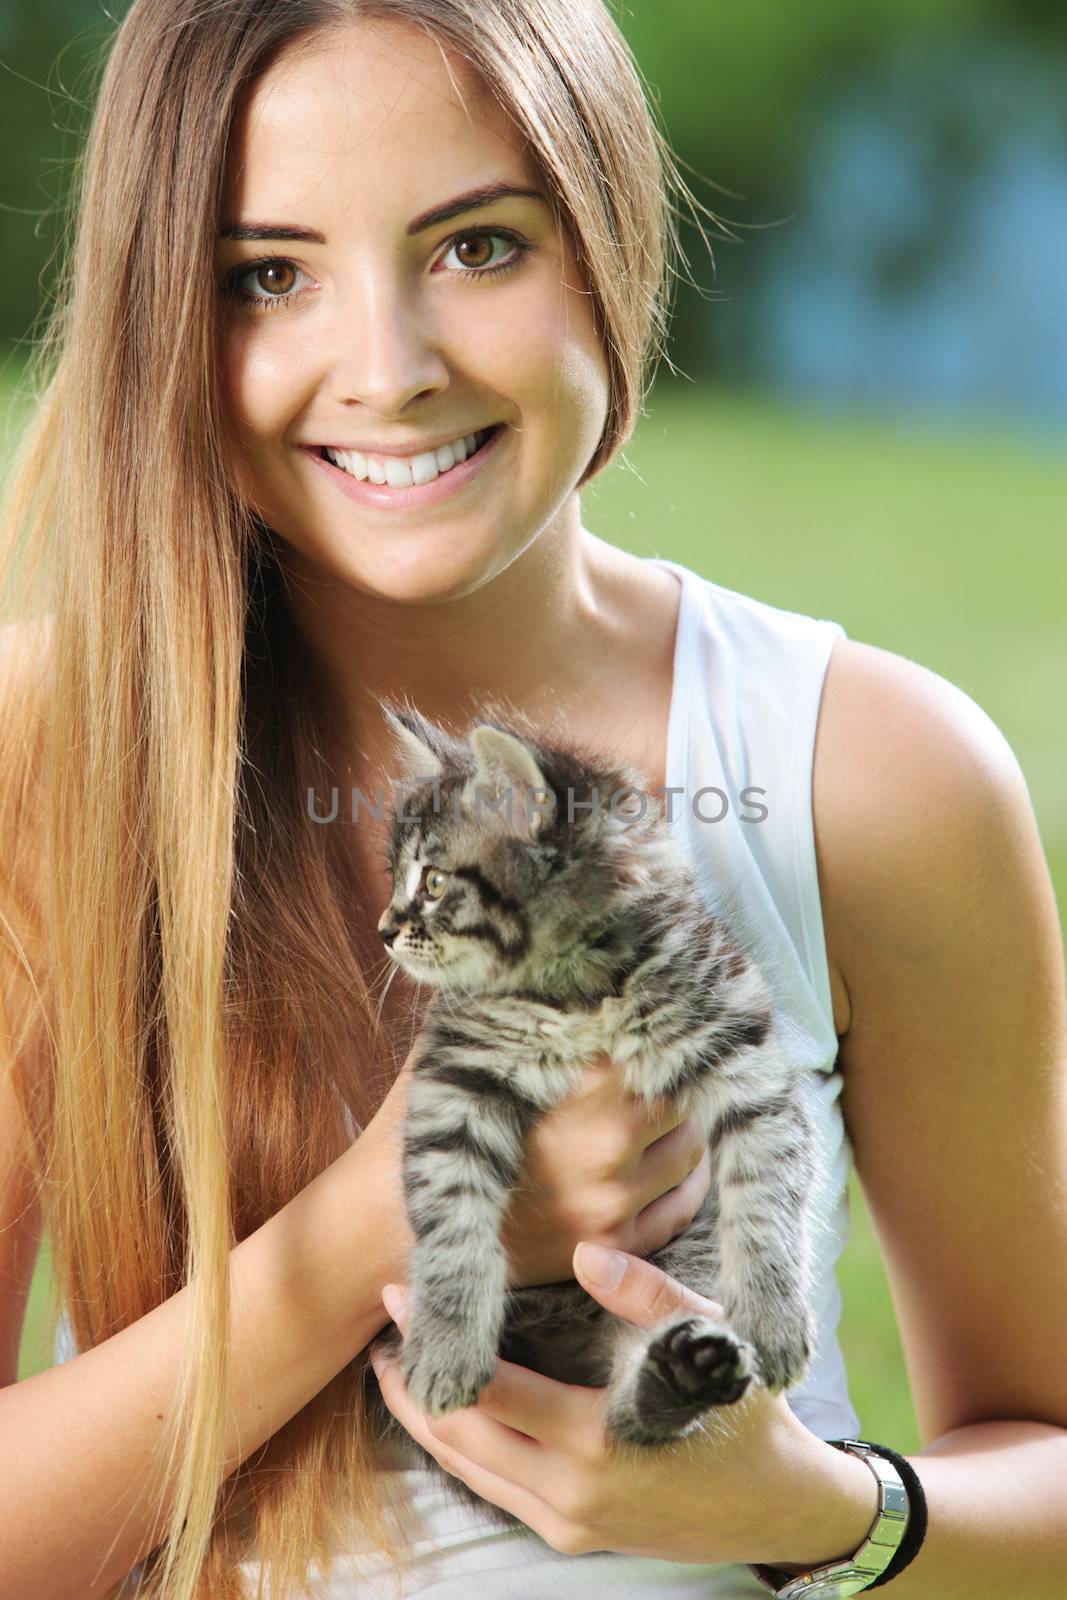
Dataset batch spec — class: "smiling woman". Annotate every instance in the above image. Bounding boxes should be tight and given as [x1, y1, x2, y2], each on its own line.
[0, 2, 738, 1597]
[211, 18, 620, 612]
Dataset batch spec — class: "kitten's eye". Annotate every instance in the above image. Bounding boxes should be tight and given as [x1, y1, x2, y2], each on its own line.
[423, 867, 449, 899]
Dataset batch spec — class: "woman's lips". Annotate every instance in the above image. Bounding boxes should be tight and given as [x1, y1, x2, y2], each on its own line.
[299, 424, 507, 510]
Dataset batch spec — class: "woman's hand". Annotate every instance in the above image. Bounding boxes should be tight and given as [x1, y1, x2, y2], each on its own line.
[369, 1246, 878, 1567]
[500, 1052, 712, 1287]
[361, 1045, 711, 1292]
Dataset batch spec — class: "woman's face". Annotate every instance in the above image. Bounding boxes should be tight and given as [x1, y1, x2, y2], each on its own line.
[217, 19, 610, 604]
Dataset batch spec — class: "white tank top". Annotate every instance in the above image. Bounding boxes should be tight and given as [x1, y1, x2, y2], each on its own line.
[63, 554, 860, 1598]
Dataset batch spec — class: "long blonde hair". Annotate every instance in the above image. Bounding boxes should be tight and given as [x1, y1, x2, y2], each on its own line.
[0, 2, 723, 1594]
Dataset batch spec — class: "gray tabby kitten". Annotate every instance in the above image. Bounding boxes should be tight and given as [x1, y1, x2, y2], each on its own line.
[370, 705, 815, 1465]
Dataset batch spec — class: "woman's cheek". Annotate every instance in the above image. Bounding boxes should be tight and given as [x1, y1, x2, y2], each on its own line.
[486, 292, 608, 445]
[218, 331, 311, 510]
[223, 328, 302, 437]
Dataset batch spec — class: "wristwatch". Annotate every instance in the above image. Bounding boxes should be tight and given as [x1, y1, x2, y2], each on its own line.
[749, 1439, 910, 1598]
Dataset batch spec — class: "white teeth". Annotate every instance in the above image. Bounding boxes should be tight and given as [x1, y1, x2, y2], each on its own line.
[324, 427, 494, 487]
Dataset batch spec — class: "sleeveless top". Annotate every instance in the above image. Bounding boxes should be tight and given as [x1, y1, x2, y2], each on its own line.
[60, 553, 860, 1598]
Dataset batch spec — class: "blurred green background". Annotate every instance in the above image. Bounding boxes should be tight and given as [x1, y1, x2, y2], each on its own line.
[5, 0, 1067, 1460]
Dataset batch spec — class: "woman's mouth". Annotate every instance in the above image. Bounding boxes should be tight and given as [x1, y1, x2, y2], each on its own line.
[320, 426, 499, 486]
[300, 424, 506, 509]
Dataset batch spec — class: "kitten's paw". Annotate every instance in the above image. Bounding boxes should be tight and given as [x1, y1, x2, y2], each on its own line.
[400, 1328, 497, 1417]
[741, 1304, 814, 1393]
[647, 1315, 755, 1409]
[609, 1314, 756, 1443]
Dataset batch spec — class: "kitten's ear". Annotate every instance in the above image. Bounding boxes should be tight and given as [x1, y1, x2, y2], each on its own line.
[466, 725, 552, 841]
[380, 703, 445, 783]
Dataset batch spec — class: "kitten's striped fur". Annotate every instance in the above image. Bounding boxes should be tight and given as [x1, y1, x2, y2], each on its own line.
[369, 705, 815, 1512]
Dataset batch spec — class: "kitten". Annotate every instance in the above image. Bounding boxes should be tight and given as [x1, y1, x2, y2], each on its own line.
[368, 704, 815, 1477]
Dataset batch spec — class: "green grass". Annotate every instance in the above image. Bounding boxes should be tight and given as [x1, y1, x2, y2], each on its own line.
[8, 366, 1067, 1456]
[19, 1231, 56, 1378]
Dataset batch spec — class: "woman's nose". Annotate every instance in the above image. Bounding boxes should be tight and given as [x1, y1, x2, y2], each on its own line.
[326, 279, 449, 417]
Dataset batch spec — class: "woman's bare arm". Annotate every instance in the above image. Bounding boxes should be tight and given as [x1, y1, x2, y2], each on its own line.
[813, 638, 1067, 1599]
[0, 1090, 411, 1600]
[0, 1034, 709, 1600]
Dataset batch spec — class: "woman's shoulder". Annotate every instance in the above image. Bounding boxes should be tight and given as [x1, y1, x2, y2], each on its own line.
[0, 611, 54, 807]
[0, 612, 54, 707]
[0, 610, 54, 655]
[813, 635, 1032, 1036]
[0, 613, 54, 948]
[0, 618, 54, 1383]
[816, 635, 1025, 839]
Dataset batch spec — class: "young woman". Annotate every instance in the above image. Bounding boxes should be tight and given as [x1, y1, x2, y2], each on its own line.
[1, 2, 1064, 1598]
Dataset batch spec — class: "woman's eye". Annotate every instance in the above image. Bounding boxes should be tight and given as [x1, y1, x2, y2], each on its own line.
[423, 868, 449, 899]
[225, 258, 310, 312]
[223, 228, 527, 314]
[438, 229, 528, 279]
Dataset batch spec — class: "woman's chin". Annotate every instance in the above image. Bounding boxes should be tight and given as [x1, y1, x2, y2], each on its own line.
[333, 519, 528, 605]
[352, 550, 508, 607]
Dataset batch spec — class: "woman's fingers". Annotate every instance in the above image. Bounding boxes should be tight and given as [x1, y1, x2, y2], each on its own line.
[501, 1057, 708, 1284]
[475, 1366, 591, 1447]
[638, 1115, 707, 1183]
[371, 1345, 566, 1527]
[626, 1091, 692, 1146]
[573, 1242, 727, 1327]
[378, 1285, 597, 1453]
[627, 1145, 712, 1256]
[575, 1056, 684, 1145]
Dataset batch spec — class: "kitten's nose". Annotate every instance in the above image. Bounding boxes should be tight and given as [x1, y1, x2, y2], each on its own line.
[378, 916, 398, 947]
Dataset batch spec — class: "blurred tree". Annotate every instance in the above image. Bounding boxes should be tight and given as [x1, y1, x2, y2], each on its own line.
[752, 36, 1067, 426]
[1, 0, 1065, 372]
[611, 0, 1067, 381]
[0, 0, 109, 353]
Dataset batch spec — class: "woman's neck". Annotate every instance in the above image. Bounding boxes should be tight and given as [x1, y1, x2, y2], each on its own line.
[278, 519, 635, 779]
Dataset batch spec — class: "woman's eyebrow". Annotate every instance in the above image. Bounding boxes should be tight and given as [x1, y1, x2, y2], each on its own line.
[217, 182, 548, 243]
[407, 182, 548, 234]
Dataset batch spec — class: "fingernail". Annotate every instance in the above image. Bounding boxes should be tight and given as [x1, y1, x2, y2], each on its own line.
[574, 1242, 627, 1290]
[382, 1282, 410, 1326]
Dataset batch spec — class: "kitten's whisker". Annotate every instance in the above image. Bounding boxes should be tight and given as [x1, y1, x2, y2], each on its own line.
[364, 961, 396, 1001]
[399, 974, 428, 1025]
[370, 961, 402, 1039]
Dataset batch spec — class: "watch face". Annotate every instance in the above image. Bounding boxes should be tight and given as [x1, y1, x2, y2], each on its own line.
[767, 1568, 877, 1599]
